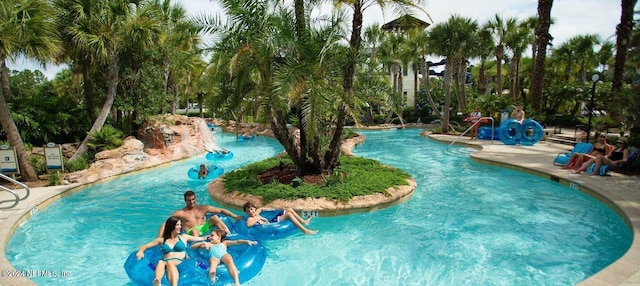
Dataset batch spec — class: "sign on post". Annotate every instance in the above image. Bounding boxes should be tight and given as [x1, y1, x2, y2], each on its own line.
[0, 145, 19, 175]
[44, 142, 64, 172]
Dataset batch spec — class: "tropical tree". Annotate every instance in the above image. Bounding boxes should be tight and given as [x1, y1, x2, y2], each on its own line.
[485, 15, 516, 96]
[473, 26, 495, 96]
[378, 32, 408, 124]
[427, 15, 478, 133]
[326, 0, 425, 170]
[530, 0, 554, 113]
[68, 0, 157, 161]
[610, 0, 638, 116]
[0, 0, 60, 181]
[504, 19, 533, 102]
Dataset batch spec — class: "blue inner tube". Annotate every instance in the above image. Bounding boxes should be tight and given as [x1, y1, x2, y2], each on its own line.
[236, 135, 255, 141]
[124, 235, 266, 286]
[187, 165, 224, 180]
[519, 119, 544, 146]
[477, 126, 499, 140]
[499, 119, 521, 145]
[233, 211, 298, 240]
[206, 151, 234, 161]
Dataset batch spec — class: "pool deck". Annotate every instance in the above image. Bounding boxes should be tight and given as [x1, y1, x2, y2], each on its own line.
[0, 134, 639, 285]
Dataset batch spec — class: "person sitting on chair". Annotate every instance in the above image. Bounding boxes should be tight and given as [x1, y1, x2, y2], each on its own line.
[563, 133, 611, 170]
[571, 137, 630, 175]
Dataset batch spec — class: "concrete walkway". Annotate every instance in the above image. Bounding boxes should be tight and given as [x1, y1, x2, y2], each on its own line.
[0, 135, 639, 285]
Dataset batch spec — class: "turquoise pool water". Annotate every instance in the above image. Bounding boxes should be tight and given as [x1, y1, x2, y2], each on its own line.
[6, 129, 632, 285]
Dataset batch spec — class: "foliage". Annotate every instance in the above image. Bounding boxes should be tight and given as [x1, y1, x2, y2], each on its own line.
[86, 125, 124, 152]
[9, 81, 91, 145]
[28, 155, 47, 175]
[48, 171, 62, 186]
[223, 156, 411, 204]
[64, 157, 90, 172]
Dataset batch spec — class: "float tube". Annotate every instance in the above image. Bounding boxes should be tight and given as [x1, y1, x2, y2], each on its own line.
[206, 151, 234, 161]
[236, 135, 255, 141]
[498, 118, 544, 145]
[187, 165, 224, 180]
[499, 119, 521, 145]
[477, 126, 499, 140]
[124, 235, 266, 286]
[519, 119, 544, 146]
[233, 211, 298, 240]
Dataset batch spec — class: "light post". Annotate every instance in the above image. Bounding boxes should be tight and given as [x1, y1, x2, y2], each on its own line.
[586, 73, 599, 142]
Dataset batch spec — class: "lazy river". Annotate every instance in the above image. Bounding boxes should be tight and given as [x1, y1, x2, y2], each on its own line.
[6, 129, 631, 285]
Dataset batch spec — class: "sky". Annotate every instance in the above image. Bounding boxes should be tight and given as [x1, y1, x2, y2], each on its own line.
[8, 0, 628, 79]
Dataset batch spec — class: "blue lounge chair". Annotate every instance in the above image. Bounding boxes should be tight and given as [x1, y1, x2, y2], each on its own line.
[586, 147, 638, 175]
[553, 142, 593, 166]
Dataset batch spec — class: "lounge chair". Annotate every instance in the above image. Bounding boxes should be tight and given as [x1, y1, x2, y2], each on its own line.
[552, 142, 593, 166]
[586, 147, 638, 176]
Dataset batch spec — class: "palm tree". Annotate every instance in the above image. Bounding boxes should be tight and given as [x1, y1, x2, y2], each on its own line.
[142, 0, 201, 114]
[407, 28, 442, 116]
[570, 34, 600, 83]
[504, 19, 533, 102]
[0, 0, 60, 181]
[486, 15, 516, 96]
[326, 0, 425, 170]
[610, 0, 638, 115]
[530, 0, 554, 113]
[427, 15, 478, 133]
[68, 0, 157, 161]
[474, 27, 495, 95]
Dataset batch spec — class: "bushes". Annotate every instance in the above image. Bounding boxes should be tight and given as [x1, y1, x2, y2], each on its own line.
[87, 125, 124, 152]
[223, 156, 411, 204]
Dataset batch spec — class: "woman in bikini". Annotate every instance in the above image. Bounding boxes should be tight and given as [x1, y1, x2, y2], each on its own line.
[563, 133, 611, 170]
[136, 216, 202, 286]
[571, 137, 630, 175]
[191, 229, 257, 285]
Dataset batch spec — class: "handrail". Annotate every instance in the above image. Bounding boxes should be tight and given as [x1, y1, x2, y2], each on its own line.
[0, 173, 30, 201]
[0, 185, 20, 209]
[446, 117, 495, 151]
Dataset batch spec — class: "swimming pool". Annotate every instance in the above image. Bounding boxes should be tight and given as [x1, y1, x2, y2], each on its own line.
[6, 129, 632, 285]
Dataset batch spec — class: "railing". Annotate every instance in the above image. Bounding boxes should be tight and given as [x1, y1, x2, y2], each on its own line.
[446, 117, 495, 151]
[0, 173, 30, 209]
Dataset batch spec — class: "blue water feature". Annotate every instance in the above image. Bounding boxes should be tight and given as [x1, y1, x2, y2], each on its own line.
[6, 129, 631, 285]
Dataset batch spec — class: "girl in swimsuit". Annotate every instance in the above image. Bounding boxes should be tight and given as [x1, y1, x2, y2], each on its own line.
[242, 201, 318, 235]
[191, 229, 257, 285]
[571, 137, 630, 175]
[136, 216, 202, 286]
[563, 134, 611, 170]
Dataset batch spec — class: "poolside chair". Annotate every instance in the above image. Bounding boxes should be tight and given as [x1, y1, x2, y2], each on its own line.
[552, 142, 593, 166]
[586, 147, 638, 176]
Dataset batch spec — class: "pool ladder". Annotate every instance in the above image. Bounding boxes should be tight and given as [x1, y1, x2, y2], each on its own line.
[446, 117, 495, 151]
[0, 173, 30, 209]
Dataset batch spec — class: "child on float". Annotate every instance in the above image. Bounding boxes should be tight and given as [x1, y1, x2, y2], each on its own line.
[191, 229, 257, 285]
[197, 164, 209, 179]
[242, 201, 318, 235]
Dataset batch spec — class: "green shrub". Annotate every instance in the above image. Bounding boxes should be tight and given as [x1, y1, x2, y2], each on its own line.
[65, 157, 89, 172]
[87, 125, 124, 152]
[28, 155, 47, 175]
[223, 156, 411, 204]
[48, 171, 62, 186]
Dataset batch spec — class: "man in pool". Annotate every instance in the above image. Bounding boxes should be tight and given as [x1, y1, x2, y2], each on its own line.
[159, 191, 241, 237]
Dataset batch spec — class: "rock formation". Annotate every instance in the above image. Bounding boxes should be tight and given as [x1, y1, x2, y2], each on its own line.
[65, 115, 217, 184]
